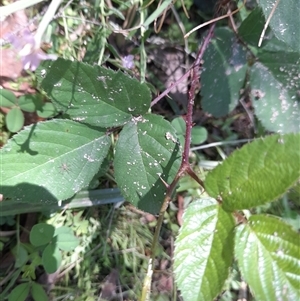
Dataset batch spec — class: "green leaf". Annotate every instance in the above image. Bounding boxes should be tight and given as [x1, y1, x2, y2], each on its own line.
[205, 133, 300, 211]
[191, 126, 207, 145]
[18, 94, 42, 113]
[8, 283, 30, 301]
[56, 230, 79, 251]
[54, 225, 73, 236]
[36, 102, 56, 118]
[238, 6, 266, 46]
[250, 51, 300, 133]
[114, 114, 181, 214]
[0, 89, 17, 107]
[258, 0, 300, 52]
[6, 107, 24, 133]
[171, 117, 185, 146]
[0, 119, 111, 203]
[235, 215, 300, 300]
[42, 243, 61, 274]
[171, 117, 207, 145]
[12, 244, 28, 268]
[37, 58, 150, 127]
[174, 198, 235, 301]
[31, 282, 48, 301]
[171, 117, 185, 135]
[201, 28, 247, 117]
[30, 223, 55, 246]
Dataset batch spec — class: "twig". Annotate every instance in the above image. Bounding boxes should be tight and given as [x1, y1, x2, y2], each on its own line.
[140, 23, 216, 301]
[184, 0, 246, 38]
[258, 0, 281, 47]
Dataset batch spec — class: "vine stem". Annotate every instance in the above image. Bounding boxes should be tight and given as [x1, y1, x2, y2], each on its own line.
[140, 23, 216, 301]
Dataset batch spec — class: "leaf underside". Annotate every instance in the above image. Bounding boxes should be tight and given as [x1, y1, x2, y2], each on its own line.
[174, 198, 235, 301]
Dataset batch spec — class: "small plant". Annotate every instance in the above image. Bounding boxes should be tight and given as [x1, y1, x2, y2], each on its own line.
[6, 223, 78, 301]
[0, 89, 56, 133]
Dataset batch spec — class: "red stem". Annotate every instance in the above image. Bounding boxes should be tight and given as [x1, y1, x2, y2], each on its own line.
[181, 24, 215, 170]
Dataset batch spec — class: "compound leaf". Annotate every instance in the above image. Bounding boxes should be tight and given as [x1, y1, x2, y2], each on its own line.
[205, 133, 300, 211]
[114, 114, 181, 214]
[0, 119, 111, 203]
[37, 58, 150, 127]
[174, 198, 235, 301]
[235, 215, 300, 300]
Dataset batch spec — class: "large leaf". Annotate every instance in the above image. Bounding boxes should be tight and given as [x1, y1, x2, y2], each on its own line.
[0, 119, 111, 203]
[235, 215, 300, 300]
[174, 198, 235, 301]
[257, 0, 300, 52]
[204, 133, 300, 211]
[37, 58, 150, 127]
[201, 28, 247, 117]
[250, 51, 300, 133]
[114, 114, 181, 214]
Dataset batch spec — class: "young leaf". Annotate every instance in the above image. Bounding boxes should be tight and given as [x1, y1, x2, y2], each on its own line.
[114, 114, 181, 214]
[30, 223, 55, 246]
[174, 198, 235, 301]
[235, 215, 300, 300]
[0, 89, 17, 107]
[191, 126, 207, 145]
[36, 58, 151, 127]
[204, 133, 300, 211]
[258, 0, 300, 52]
[250, 51, 300, 133]
[18, 94, 42, 113]
[6, 107, 24, 133]
[36, 102, 56, 118]
[0, 119, 111, 203]
[201, 28, 247, 117]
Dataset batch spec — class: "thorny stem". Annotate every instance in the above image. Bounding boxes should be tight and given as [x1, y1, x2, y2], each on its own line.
[141, 24, 216, 301]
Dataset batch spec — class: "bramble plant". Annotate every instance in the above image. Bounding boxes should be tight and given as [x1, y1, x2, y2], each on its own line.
[0, 0, 299, 300]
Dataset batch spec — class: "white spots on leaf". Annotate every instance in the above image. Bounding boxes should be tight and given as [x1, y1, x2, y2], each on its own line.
[252, 89, 265, 100]
[72, 117, 86, 122]
[270, 108, 279, 123]
[84, 154, 95, 162]
[165, 132, 177, 143]
[40, 69, 47, 77]
[131, 115, 147, 124]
